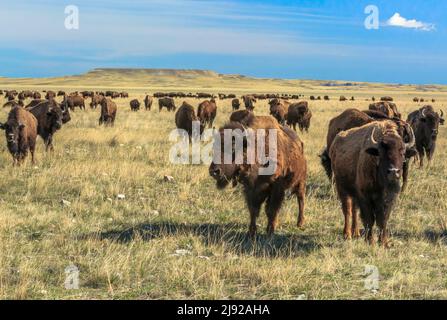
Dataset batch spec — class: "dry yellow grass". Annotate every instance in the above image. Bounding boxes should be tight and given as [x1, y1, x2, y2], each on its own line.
[0, 69, 446, 299]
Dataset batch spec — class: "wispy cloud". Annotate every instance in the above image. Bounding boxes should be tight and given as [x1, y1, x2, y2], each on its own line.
[386, 12, 435, 31]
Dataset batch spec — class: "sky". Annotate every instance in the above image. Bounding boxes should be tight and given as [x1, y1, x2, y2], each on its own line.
[0, 0, 446, 84]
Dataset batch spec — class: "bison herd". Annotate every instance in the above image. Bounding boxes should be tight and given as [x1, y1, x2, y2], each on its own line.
[0, 88, 444, 247]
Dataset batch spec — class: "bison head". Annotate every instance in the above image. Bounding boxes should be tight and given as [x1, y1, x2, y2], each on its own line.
[46, 103, 64, 132]
[419, 108, 442, 141]
[365, 127, 410, 185]
[0, 121, 25, 156]
[209, 124, 249, 189]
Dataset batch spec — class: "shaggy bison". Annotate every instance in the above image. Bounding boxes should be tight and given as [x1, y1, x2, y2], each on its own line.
[62, 94, 86, 111]
[268, 99, 287, 125]
[26, 99, 69, 151]
[242, 95, 256, 111]
[407, 106, 444, 167]
[197, 99, 217, 128]
[330, 120, 413, 247]
[286, 101, 312, 132]
[209, 115, 307, 238]
[158, 97, 176, 112]
[130, 99, 140, 111]
[175, 102, 204, 139]
[99, 98, 117, 126]
[321, 108, 416, 192]
[0, 107, 38, 165]
[231, 98, 240, 111]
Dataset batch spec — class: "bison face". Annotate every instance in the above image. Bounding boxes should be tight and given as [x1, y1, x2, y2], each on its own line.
[46, 107, 64, 131]
[419, 111, 441, 142]
[366, 133, 406, 184]
[209, 162, 239, 189]
[0, 122, 24, 155]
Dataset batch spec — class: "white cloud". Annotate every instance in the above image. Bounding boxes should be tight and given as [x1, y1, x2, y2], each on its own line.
[386, 13, 435, 31]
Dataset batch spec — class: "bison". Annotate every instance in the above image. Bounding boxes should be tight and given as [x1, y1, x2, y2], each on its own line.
[242, 95, 256, 111]
[286, 101, 312, 132]
[209, 115, 307, 238]
[197, 99, 217, 128]
[175, 101, 204, 139]
[26, 99, 69, 151]
[407, 106, 444, 167]
[90, 94, 104, 109]
[158, 97, 176, 112]
[61, 94, 86, 111]
[320, 108, 416, 192]
[129, 99, 140, 111]
[231, 98, 240, 111]
[268, 99, 287, 125]
[0, 107, 38, 165]
[369, 101, 401, 119]
[45, 91, 56, 100]
[99, 98, 117, 126]
[144, 95, 153, 111]
[330, 120, 413, 247]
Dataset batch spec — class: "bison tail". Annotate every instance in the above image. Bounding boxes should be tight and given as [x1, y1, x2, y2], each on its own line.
[319, 149, 332, 180]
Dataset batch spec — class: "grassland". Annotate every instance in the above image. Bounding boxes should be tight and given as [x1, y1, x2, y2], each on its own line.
[0, 69, 446, 299]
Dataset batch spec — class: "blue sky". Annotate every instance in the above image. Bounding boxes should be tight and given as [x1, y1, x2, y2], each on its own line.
[1, 0, 446, 84]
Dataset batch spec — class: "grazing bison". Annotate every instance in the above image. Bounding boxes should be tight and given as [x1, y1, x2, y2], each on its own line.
[369, 101, 401, 119]
[407, 106, 444, 167]
[197, 99, 217, 128]
[321, 108, 416, 192]
[286, 101, 312, 132]
[339, 96, 347, 101]
[268, 99, 287, 125]
[129, 99, 140, 111]
[26, 100, 69, 151]
[144, 95, 153, 111]
[229, 110, 255, 126]
[175, 101, 204, 139]
[330, 121, 413, 247]
[209, 115, 307, 238]
[413, 97, 419, 103]
[0, 107, 38, 165]
[158, 97, 176, 112]
[61, 94, 86, 111]
[242, 95, 256, 111]
[324, 96, 330, 101]
[120, 92, 129, 98]
[381, 96, 394, 102]
[231, 98, 240, 111]
[99, 98, 117, 126]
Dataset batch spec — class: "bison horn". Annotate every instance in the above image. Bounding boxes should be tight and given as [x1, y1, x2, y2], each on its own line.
[440, 109, 444, 118]
[370, 127, 378, 145]
[404, 124, 416, 149]
[421, 108, 426, 118]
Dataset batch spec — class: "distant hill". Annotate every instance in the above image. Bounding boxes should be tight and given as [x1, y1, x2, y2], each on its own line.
[0, 68, 446, 94]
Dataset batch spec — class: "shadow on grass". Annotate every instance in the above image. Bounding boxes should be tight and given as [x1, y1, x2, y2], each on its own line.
[79, 222, 321, 258]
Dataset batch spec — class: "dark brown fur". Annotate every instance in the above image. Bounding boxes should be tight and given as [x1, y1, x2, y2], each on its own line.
[197, 99, 217, 128]
[209, 115, 307, 238]
[0, 107, 38, 165]
[99, 98, 117, 126]
[330, 121, 406, 247]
